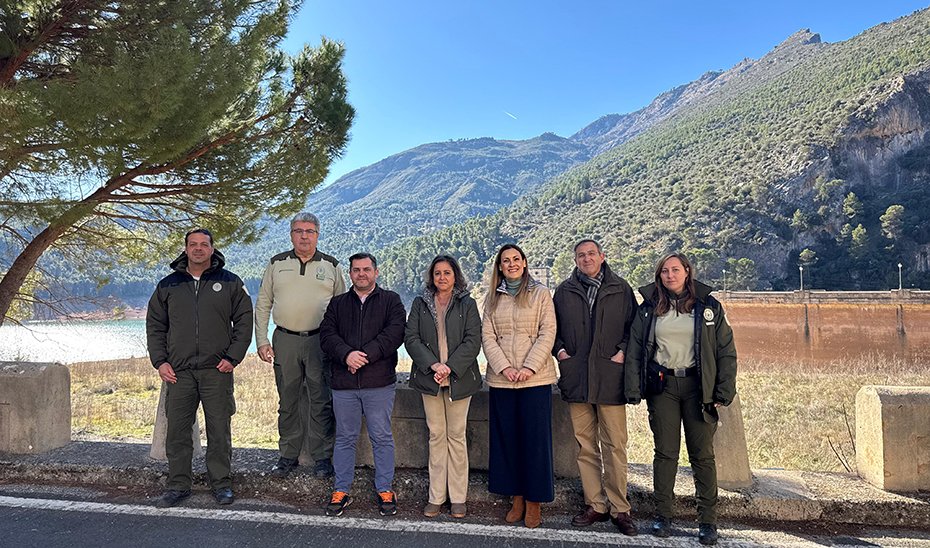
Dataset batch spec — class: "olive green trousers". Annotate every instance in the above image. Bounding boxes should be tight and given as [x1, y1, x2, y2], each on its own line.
[165, 367, 235, 490]
[646, 374, 718, 524]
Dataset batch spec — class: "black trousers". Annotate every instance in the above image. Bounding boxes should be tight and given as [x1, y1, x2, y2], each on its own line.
[488, 385, 554, 503]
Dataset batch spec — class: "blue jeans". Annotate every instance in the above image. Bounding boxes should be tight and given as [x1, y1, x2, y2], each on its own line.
[332, 384, 396, 492]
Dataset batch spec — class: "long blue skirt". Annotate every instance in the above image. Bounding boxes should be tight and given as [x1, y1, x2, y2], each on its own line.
[488, 385, 554, 503]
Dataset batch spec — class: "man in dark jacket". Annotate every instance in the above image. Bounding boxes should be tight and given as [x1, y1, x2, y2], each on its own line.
[552, 239, 637, 535]
[319, 253, 406, 518]
[146, 228, 253, 508]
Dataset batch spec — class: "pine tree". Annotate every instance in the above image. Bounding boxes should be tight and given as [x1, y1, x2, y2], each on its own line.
[880, 204, 905, 242]
[0, 1, 354, 323]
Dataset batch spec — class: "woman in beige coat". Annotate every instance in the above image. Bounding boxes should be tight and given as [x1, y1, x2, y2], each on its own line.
[482, 243, 556, 528]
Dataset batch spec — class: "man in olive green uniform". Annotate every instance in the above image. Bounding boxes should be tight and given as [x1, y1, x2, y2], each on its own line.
[255, 212, 346, 478]
[147, 228, 253, 508]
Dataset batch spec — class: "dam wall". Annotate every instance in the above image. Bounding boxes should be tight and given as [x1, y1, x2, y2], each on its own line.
[718, 290, 930, 362]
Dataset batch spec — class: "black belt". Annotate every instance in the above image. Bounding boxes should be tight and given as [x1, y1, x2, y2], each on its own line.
[661, 365, 698, 378]
[276, 326, 320, 337]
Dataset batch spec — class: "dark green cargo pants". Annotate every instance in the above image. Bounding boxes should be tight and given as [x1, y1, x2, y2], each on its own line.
[272, 330, 334, 462]
[166, 367, 235, 490]
[646, 374, 718, 524]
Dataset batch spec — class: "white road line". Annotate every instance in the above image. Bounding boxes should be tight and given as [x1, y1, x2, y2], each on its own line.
[0, 495, 880, 548]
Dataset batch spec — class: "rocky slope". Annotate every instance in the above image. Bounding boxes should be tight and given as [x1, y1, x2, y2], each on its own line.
[375, 9, 930, 301]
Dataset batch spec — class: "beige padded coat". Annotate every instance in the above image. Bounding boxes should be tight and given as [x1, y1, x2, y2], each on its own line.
[481, 280, 557, 389]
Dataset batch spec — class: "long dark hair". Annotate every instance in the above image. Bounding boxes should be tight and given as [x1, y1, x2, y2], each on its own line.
[425, 255, 467, 293]
[486, 244, 530, 312]
[654, 252, 697, 316]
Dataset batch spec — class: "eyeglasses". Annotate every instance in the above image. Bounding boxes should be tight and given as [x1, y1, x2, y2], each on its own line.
[291, 229, 318, 236]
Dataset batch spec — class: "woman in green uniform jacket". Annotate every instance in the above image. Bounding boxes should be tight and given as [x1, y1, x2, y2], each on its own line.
[624, 252, 737, 546]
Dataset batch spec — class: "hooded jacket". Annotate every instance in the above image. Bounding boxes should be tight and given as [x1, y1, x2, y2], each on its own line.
[624, 280, 738, 410]
[405, 287, 483, 401]
[552, 263, 636, 404]
[146, 249, 253, 370]
[320, 285, 406, 390]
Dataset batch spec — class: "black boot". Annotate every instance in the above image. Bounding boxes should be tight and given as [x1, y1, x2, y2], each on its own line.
[698, 523, 718, 545]
[651, 515, 671, 538]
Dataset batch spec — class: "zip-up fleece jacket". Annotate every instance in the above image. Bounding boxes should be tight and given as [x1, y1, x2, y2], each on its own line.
[624, 281, 738, 409]
[146, 250, 253, 370]
[405, 288, 483, 401]
[481, 280, 557, 389]
[552, 263, 636, 404]
[320, 285, 406, 390]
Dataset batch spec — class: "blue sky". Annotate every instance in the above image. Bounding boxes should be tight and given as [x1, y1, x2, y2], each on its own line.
[285, 1, 929, 185]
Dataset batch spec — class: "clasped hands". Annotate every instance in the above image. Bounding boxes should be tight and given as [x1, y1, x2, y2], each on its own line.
[501, 366, 535, 383]
[346, 350, 368, 374]
[430, 362, 451, 384]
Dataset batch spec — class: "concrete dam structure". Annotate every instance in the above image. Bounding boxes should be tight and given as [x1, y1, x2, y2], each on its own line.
[719, 290, 930, 362]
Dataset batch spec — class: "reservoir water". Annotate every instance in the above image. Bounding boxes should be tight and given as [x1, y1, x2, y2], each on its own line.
[0, 320, 412, 364]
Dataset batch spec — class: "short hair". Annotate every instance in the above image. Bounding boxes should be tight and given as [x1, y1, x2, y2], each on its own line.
[573, 239, 602, 254]
[184, 228, 213, 246]
[290, 212, 320, 230]
[349, 252, 378, 269]
[425, 255, 467, 293]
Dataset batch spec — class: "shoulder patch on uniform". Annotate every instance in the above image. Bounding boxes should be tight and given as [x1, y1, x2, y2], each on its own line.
[703, 308, 714, 322]
[318, 251, 339, 267]
[270, 251, 293, 264]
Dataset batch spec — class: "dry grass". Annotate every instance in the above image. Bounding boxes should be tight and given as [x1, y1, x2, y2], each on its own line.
[69, 354, 930, 473]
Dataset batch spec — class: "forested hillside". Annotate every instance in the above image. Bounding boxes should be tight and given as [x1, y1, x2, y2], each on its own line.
[32, 8, 930, 312]
[378, 10, 930, 302]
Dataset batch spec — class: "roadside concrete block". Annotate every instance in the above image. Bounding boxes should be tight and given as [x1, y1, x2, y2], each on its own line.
[856, 385, 930, 492]
[0, 361, 70, 454]
[149, 381, 202, 461]
[714, 393, 753, 490]
[551, 391, 578, 478]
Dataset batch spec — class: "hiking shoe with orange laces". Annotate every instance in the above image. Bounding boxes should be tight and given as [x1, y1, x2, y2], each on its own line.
[378, 491, 397, 516]
[326, 491, 352, 517]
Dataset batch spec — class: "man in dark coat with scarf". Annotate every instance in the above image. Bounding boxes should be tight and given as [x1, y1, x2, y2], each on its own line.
[552, 239, 637, 536]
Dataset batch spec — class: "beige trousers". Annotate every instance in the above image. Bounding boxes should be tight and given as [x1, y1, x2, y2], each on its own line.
[422, 390, 472, 504]
[569, 402, 631, 516]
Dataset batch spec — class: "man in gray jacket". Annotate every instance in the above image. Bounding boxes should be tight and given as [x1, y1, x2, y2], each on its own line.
[147, 228, 253, 508]
[552, 239, 637, 535]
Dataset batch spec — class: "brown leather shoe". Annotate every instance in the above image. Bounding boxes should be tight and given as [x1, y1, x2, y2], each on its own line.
[611, 511, 638, 536]
[524, 501, 542, 528]
[571, 506, 610, 527]
[505, 495, 525, 523]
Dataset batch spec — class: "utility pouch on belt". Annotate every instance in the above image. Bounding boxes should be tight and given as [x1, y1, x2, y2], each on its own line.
[644, 360, 667, 396]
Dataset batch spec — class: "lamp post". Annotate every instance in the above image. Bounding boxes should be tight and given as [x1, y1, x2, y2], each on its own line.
[898, 262, 903, 291]
[799, 265, 804, 292]
[722, 269, 728, 292]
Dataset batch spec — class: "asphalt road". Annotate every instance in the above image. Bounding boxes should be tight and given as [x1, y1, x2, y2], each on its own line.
[1, 489, 930, 548]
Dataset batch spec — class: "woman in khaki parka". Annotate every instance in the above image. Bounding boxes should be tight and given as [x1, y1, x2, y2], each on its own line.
[481, 244, 557, 529]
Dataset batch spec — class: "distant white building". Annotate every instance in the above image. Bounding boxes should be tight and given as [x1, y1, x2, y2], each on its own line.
[529, 266, 553, 289]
